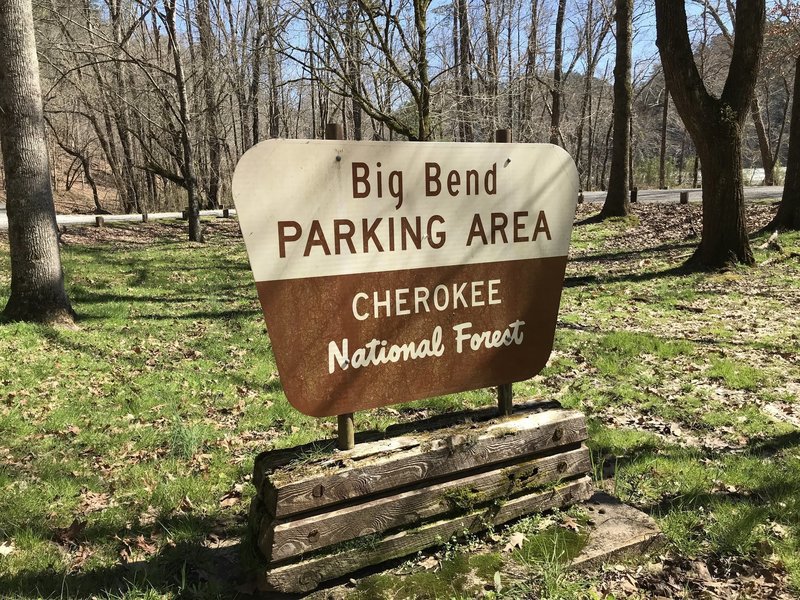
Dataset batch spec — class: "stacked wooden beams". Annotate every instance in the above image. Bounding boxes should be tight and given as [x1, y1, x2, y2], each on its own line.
[250, 406, 592, 593]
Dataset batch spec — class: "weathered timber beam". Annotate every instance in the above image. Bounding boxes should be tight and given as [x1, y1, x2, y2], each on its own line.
[261, 476, 593, 593]
[261, 445, 590, 561]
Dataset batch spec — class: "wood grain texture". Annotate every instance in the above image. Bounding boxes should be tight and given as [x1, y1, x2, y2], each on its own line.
[261, 445, 590, 561]
[258, 409, 587, 518]
[262, 476, 593, 593]
[252, 399, 563, 490]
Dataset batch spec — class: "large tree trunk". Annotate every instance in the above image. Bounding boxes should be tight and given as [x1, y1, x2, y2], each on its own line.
[655, 0, 764, 268]
[769, 54, 800, 230]
[600, 0, 632, 218]
[0, 0, 74, 324]
[694, 117, 752, 264]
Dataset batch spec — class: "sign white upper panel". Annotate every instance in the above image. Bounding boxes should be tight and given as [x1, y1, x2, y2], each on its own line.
[232, 140, 578, 282]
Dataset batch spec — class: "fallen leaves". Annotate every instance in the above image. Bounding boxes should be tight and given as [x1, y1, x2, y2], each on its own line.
[416, 555, 439, 570]
[598, 556, 795, 600]
[53, 519, 87, 548]
[78, 488, 115, 514]
[219, 483, 244, 509]
[178, 494, 194, 513]
[502, 531, 526, 553]
[559, 515, 581, 532]
[0, 541, 15, 557]
[117, 533, 160, 564]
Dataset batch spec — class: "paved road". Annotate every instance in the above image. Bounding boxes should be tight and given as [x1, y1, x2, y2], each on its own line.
[582, 185, 783, 203]
[0, 186, 785, 230]
[0, 208, 235, 230]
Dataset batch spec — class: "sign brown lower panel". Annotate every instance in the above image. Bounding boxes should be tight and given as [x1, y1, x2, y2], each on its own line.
[256, 256, 568, 417]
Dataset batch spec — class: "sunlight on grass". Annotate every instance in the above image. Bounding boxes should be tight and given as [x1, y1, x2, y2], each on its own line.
[0, 213, 798, 598]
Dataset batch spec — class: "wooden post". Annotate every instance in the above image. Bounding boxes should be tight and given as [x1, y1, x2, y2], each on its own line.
[326, 122, 355, 450]
[578, 192, 584, 204]
[325, 123, 344, 142]
[142, 212, 149, 223]
[494, 128, 511, 144]
[680, 191, 689, 204]
[337, 414, 355, 451]
[495, 129, 513, 417]
[95, 216, 104, 227]
[630, 186, 638, 203]
[222, 207, 230, 218]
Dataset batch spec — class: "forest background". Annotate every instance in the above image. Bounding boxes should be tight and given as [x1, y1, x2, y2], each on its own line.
[0, 0, 793, 217]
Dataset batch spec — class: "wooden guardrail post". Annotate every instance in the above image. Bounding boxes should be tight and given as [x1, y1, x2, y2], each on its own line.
[495, 129, 514, 417]
[680, 191, 689, 204]
[326, 122, 355, 450]
[95, 216, 104, 227]
[630, 186, 638, 203]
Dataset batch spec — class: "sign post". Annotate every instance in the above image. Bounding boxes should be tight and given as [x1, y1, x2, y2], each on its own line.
[325, 123, 356, 451]
[494, 128, 513, 417]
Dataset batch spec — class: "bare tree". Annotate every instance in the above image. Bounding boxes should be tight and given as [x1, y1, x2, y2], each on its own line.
[163, 0, 203, 241]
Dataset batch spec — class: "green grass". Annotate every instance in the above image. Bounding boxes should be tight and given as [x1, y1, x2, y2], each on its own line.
[1, 208, 799, 598]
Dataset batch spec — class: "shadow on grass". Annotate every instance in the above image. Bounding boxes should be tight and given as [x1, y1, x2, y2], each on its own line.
[574, 212, 606, 226]
[0, 515, 281, 599]
[564, 264, 689, 288]
[569, 240, 698, 264]
[592, 427, 800, 546]
[29, 324, 284, 395]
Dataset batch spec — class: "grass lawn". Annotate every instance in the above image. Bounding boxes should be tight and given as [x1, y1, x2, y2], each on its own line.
[0, 202, 798, 599]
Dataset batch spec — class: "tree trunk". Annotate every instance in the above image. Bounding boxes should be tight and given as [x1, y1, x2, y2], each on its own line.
[600, 0, 632, 218]
[198, 0, 221, 208]
[267, 1, 281, 140]
[655, 0, 764, 268]
[522, 0, 540, 137]
[549, 0, 566, 146]
[346, 0, 364, 140]
[457, 0, 473, 141]
[484, 0, 499, 128]
[659, 89, 669, 189]
[165, 0, 203, 242]
[0, 0, 74, 324]
[750, 96, 775, 186]
[575, 0, 594, 183]
[415, 0, 433, 141]
[109, 0, 142, 214]
[769, 54, 800, 230]
[694, 118, 752, 264]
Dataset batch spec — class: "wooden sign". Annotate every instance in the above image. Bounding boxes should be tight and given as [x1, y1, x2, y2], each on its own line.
[232, 140, 578, 417]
